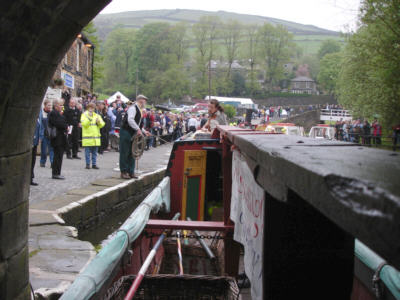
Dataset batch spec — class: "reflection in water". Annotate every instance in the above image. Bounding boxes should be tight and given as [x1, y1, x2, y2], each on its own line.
[78, 203, 139, 248]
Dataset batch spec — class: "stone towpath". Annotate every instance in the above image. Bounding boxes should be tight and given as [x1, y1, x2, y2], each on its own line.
[28, 144, 172, 297]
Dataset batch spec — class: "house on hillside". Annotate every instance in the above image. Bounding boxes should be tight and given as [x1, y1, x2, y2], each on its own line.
[290, 76, 318, 95]
[52, 33, 95, 97]
[209, 60, 246, 74]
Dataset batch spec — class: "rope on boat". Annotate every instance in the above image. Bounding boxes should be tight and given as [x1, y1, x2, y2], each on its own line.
[124, 213, 181, 300]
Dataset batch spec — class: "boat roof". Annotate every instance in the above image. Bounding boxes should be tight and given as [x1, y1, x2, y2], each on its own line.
[270, 123, 296, 126]
[312, 124, 332, 128]
[204, 96, 254, 105]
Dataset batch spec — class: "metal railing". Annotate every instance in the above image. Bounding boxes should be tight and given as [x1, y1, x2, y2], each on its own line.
[320, 109, 353, 121]
[320, 109, 352, 117]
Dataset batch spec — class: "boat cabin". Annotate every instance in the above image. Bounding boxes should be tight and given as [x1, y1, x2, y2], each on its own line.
[309, 124, 336, 140]
[264, 122, 305, 136]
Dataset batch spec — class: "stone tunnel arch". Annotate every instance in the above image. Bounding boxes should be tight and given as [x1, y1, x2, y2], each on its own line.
[0, 1, 111, 298]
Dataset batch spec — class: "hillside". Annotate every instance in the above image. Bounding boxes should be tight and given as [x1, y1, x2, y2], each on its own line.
[94, 9, 343, 54]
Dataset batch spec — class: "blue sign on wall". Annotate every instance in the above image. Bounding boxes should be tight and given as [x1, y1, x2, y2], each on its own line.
[62, 72, 74, 89]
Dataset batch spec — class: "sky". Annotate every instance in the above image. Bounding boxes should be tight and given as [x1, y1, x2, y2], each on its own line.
[100, 0, 360, 32]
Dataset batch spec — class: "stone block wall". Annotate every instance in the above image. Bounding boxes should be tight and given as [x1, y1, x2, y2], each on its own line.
[254, 95, 337, 107]
[285, 109, 321, 132]
[0, 1, 110, 299]
[58, 170, 166, 232]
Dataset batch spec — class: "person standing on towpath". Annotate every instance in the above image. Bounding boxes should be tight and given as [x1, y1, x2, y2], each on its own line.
[119, 94, 150, 179]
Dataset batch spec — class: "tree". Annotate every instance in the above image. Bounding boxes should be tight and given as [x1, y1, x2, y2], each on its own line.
[317, 39, 341, 59]
[192, 16, 221, 97]
[336, 0, 400, 127]
[142, 65, 190, 102]
[299, 54, 320, 80]
[243, 24, 262, 97]
[257, 24, 294, 91]
[129, 23, 190, 102]
[317, 52, 342, 95]
[221, 104, 236, 119]
[170, 22, 189, 64]
[134, 23, 173, 82]
[102, 27, 136, 89]
[231, 72, 246, 96]
[222, 20, 242, 80]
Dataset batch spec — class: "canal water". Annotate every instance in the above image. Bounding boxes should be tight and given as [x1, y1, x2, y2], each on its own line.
[78, 203, 139, 248]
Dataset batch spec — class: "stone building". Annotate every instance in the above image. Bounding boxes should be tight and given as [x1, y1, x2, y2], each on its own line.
[290, 76, 318, 95]
[52, 33, 95, 97]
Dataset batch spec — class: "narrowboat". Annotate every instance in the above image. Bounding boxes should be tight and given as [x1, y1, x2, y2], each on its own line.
[309, 124, 336, 140]
[60, 126, 400, 300]
[256, 122, 305, 136]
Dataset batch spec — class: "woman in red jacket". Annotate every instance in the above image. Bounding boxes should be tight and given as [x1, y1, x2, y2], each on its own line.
[372, 119, 382, 146]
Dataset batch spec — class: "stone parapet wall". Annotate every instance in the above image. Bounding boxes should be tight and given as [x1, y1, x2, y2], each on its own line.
[57, 169, 165, 232]
[254, 95, 336, 107]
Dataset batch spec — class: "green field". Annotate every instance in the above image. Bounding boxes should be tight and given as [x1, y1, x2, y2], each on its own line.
[94, 9, 341, 55]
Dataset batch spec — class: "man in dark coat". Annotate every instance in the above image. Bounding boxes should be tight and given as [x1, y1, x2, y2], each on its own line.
[48, 99, 68, 179]
[31, 116, 40, 186]
[64, 98, 81, 159]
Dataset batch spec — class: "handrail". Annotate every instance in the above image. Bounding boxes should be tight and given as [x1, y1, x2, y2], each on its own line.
[60, 176, 171, 300]
[320, 109, 352, 117]
[355, 239, 400, 299]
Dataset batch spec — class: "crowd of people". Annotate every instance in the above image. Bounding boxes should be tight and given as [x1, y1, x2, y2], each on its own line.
[31, 92, 399, 186]
[31, 93, 227, 185]
[334, 119, 383, 145]
[334, 118, 400, 151]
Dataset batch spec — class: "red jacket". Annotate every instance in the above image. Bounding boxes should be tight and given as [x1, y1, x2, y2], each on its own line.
[372, 123, 382, 136]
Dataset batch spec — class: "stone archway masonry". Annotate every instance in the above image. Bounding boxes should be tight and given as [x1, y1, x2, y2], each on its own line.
[0, 1, 111, 299]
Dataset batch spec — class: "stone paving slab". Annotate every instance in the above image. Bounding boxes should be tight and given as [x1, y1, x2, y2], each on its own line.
[29, 210, 62, 226]
[29, 224, 94, 292]
[30, 248, 95, 274]
[38, 234, 93, 251]
[91, 178, 126, 187]
[30, 195, 82, 211]
[66, 187, 101, 196]
[29, 225, 77, 238]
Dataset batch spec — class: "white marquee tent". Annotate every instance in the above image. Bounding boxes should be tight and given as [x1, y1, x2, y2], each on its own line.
[108, 91, 130, 103]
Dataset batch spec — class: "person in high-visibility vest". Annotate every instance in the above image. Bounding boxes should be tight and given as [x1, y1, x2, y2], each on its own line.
[81, 102, 105, 169]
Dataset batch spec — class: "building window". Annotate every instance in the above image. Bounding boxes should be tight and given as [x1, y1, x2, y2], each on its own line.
[76, 42, 80, 71]
[64, 53, 68, 65]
